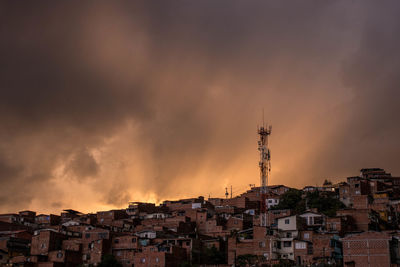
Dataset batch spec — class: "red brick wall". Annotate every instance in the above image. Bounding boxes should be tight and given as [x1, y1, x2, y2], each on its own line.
[353, 195, 369, 209]
[31, 231, 66, 256]
[112, 235, 138, 250]
[342, 232, 391, 267]
[113, 249, 135, 267]
[62, 239, 81, 252]
[226, 217, 243, 231]
[337, 209, 369, 231]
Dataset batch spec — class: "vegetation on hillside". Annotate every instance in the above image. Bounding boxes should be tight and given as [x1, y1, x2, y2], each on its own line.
[272, 189, 345, 217]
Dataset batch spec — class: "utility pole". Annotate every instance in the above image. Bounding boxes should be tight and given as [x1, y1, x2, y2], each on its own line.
[258, 121, 272, 227]
[231, 185, 233, 199]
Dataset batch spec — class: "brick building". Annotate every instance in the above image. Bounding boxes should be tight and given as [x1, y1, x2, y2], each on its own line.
[134, 245, 187, 267]
[31, 230, 67, 256]
[342, 231, 391, 267]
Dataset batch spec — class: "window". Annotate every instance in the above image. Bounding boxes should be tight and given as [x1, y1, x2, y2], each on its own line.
[283, 241, 292, 247]
[234, 220, 238, 225]
[132, 238, 136, 243]
[355, 184, 359, 188]
[295, 243, 306, 249]
[117, 251, 121, 256]
[259, 242, 265, 248]
[40, 243, 46, 249]
[57, 252, 63, 258]
[156, 257, 160, 263]
[285, 219, 290, 224]
[98, 233, 107, 239]
[304, 233, 309, 239]
[286, 232, 292, 238]
[114, 239, 119, 244]
[141, 258, 146, 263]
[307, 244, 313, 255]
[186, 241, 190, 246]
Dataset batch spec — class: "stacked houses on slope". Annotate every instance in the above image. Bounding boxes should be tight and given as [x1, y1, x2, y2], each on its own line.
[1, 168, 400, 266]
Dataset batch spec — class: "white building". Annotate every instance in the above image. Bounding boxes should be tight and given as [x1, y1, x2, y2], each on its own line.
[299, 211, 324, 228]
[273, 215, 306, 261]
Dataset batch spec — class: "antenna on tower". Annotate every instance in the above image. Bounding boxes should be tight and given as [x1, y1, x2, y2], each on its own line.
[258, 116, 272, 227]
[225, 187, 229, 199]
[262, 108, 265, 127]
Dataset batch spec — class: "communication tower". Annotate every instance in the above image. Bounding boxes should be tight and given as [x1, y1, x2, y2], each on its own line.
[258, 123, 271, 227]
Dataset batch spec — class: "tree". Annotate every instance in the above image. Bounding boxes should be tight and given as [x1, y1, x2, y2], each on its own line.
[305, 191, 345, 217]
[273, 189, 305, 214]
[272, 189, 344, 216]
[98, 254, 123, 267]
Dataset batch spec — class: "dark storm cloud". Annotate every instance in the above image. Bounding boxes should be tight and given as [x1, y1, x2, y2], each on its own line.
[307, 1, 400, 178]
[0, 1, 399, 212]
[65, 149, 99, 179]
[0, 1, 155, 211]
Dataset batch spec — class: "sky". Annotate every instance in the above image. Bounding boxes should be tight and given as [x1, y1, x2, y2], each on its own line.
[0, 1, 400, 214]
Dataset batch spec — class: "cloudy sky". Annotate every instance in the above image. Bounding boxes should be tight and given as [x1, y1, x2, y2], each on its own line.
[1, 1, 399, 213]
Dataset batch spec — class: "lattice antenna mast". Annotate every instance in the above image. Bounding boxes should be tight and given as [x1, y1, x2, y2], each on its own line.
[258, 122, 272, 227]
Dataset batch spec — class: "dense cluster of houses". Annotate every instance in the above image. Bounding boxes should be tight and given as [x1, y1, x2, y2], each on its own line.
[1, 168, 400, 266]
